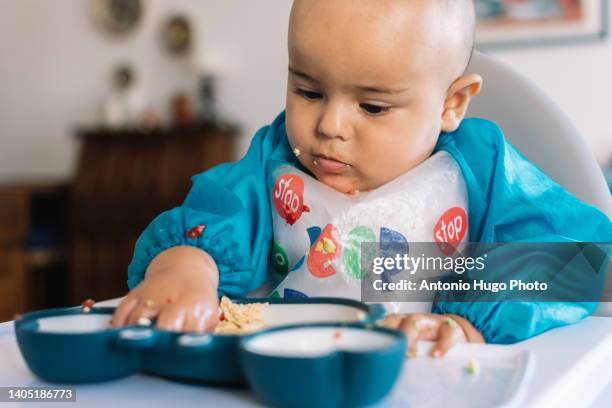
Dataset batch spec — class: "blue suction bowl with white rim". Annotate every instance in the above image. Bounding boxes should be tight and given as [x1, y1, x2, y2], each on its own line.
[240, 323, 406, 408]
[142, 297, 386, 384]
[141, 330, 244, 384]
[14, 298, 389, 385]
[14, 307, 155, 383]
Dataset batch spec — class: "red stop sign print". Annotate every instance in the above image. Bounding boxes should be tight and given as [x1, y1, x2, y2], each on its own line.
[273, 174, 310, 225]
[307, 224, 341, 278]
[433, 207, 467, 256]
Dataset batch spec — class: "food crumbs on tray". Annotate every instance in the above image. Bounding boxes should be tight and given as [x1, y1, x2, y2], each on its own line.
[214, 296, 268, 335]
[333, 330, 342, 340]
[465, 359, 480, 375]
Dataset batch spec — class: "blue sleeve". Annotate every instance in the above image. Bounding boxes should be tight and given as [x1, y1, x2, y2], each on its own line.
[433, 119, 612, 344]
[127, 112, 287, 298]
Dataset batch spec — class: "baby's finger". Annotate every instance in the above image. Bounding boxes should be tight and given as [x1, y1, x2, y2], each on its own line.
[183, 303, 218, 333]
[194, 315, 208, 333]
[382, 314, 404, 329]
[183, 312, 201, 333]
[431, 318, 464, 358]
[202, 307, 220, 332]
[398, 315, 426, 358]
[127, 299, 160, 326]
[156, 304, 186, 332]
[111, 295, 138, 327]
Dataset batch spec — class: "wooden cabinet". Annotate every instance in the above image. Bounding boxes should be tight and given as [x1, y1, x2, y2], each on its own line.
[0, 187, 29, 322]
[69, 123, 237, 304]
[0, 247, 26, 321]
[0, 182, 68, 322]
[0, 189, 29, 244]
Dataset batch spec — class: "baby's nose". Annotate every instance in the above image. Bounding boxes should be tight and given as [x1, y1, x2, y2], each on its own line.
[317, 103, 351, 141]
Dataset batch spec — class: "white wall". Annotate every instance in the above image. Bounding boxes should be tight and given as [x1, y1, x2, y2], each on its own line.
[0, 0, 610, 179]
[487, 3, 612, 165]
[0, 0, 292, 179]
[190, 0, 292, 157]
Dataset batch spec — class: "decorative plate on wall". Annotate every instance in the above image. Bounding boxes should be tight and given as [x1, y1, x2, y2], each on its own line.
[91, 0, 143, 36]
[161, 15, 192, 57]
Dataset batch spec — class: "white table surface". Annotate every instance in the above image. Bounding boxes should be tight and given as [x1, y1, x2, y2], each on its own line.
[1, 302, 612, 408]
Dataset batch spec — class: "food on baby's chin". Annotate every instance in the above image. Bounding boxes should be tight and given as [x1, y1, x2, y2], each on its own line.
[214, 296, 268, 335]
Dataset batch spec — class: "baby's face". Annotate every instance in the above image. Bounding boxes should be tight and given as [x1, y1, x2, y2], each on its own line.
[285, 0, 468, 194]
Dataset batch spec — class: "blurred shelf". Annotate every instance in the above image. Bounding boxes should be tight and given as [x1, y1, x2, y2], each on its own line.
[74, 121, 240, 141]
[69, 122, 239, 303]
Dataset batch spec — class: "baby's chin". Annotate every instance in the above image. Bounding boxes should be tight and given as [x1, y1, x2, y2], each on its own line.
[315, 173, 364, 195]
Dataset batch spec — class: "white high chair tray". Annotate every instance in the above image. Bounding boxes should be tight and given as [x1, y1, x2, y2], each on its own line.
[390, 343, 533, 408]
[2, 301, 612, 407]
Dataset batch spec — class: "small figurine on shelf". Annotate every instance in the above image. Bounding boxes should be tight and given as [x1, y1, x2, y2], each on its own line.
[198, 73, 217, 124]
[100, 64, 143, 127]
[138, 107, 162, 132]
[190, 34, 224, 126]
[101, 93, 127, 127]
[171, 92, 196, 127]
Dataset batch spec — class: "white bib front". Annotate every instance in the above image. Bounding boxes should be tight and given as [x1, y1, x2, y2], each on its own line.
[264, 151, 469, 314]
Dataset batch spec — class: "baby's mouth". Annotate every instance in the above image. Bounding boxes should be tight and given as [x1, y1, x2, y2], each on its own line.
[313, 154, 351, 174]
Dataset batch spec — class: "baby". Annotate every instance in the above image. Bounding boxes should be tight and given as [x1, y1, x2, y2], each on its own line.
[112, 0, 612, 357]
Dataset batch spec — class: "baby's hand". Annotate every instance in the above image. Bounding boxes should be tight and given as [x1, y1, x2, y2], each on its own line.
[383, 313, 484, 358]
[111, 247, 220, 333]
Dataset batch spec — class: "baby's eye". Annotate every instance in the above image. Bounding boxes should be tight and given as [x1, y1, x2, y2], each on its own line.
[360, 103, 390, 115]
[296, 88, 322, 101]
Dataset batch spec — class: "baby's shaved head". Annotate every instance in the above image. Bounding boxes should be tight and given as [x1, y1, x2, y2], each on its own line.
[286, 0, 482, 193]
[438, 0, 476, 76]
[290, 0, 476, 86]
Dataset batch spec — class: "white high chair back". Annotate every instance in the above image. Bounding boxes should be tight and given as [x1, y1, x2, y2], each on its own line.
[465, 51, 612, 317]
[466, 51, 612, 217]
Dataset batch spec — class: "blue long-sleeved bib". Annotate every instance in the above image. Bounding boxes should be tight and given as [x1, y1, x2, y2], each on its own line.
[127, 111, 612, 343]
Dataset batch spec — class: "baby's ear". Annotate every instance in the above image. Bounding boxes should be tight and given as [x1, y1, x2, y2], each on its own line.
[440, 74, 483, 132]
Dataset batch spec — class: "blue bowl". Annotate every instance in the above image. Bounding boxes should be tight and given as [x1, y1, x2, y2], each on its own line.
[14, 307, 143, 383]
[15, 298, 386, 385]
[240, 324, 406, 408]
[141, 330, 244, 384]
[142, 297, 385, 384]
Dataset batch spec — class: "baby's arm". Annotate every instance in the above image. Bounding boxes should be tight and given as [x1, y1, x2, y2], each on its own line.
[434, 119, 612, 344]
[111, 112, 287, 332]
[112, 246, 220, 332]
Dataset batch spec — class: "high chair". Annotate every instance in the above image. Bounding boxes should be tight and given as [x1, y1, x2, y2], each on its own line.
[465, 51, 612, 316]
